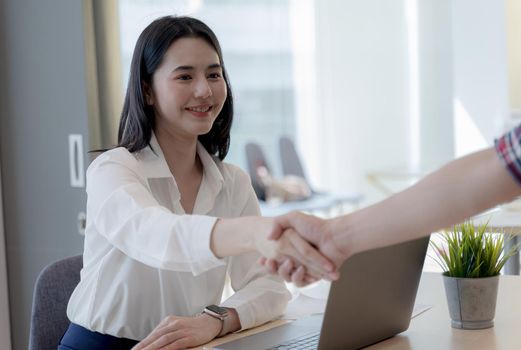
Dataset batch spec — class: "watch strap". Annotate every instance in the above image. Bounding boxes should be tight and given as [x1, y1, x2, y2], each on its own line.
[203, 305, 230, 337]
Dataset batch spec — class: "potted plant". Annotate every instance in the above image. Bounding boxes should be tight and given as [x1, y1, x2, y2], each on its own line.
[431, 220, 518, 329]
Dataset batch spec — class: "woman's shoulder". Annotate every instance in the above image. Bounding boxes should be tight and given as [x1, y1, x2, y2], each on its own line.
[87, 147, 140, 173]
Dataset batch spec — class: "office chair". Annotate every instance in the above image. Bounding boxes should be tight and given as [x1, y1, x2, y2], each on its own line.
[245, 142, 271, 201]
[278, 136, 363, 211]
[279, 136, 308, 183]
[244, 140, 357, 216]
[29, 255, 82, 350]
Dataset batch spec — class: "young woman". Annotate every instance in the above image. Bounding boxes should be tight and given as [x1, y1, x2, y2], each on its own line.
[59, 16, 336, 350]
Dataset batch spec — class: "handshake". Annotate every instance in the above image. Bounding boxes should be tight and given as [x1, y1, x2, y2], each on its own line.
[254, 211, 350, 287]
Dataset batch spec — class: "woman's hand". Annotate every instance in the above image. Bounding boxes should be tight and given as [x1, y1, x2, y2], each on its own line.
[133, 313, 221, 350]
[254, 227, 339, 284]
[270, 212, 349, 267]
[210, 215, 338, 284]
[259, 255, 321, 287]
[258, 212, 348, 287]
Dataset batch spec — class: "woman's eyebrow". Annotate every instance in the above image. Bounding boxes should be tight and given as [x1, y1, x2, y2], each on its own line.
[172, 63, 221, 72]
[172, 65, 194, 72]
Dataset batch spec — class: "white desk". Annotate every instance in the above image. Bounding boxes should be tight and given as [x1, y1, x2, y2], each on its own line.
[200, 273, 521, 350]
[259, 193, 364, 216]
[259, 192, 363, 217]
[369, 273, 521, 349]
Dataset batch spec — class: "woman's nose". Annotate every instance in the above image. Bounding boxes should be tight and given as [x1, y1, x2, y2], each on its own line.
[194, 78, 212, 99]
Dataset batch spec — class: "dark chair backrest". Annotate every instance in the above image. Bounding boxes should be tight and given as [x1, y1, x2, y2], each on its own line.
[245, 142, 270, 201]
[29, 255, 82, 350]
[279, 136, 307, 181]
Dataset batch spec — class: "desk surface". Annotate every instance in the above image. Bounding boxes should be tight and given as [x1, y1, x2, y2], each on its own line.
[369, 272, 521, 350]
[203, 273, 521, 350]
[259, 192, 363, 216]
[472, 206, 521, 233]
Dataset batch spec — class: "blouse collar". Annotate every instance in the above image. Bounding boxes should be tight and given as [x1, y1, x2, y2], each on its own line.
[135, 132, 225, 214]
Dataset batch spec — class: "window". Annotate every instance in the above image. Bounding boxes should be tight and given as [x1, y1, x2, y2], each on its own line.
[118, 0, 313, 175]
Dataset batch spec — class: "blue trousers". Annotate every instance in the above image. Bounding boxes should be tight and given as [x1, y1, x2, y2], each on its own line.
[58, 323, 139, 350]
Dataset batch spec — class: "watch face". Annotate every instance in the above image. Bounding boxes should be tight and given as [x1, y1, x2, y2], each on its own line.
[206, 304, 227, 315]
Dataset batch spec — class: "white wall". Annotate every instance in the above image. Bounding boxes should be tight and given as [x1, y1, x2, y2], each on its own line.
[417, 0, 454, 169]
[306, 0, 411, 203]
[452, 0, 509, 156]
[302, 0, 455, 204]
[296, 0, 509, 204]
[507, 0, 521, 111]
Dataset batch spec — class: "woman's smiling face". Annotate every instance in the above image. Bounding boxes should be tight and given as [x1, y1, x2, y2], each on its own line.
[147, 37, 227, 139]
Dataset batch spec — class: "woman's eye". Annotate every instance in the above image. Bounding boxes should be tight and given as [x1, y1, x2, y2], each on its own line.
[176, 75, 192, 81]
[208, 72, 222, 80]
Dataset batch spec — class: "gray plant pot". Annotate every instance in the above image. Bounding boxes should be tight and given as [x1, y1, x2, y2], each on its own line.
[442, 274, 499, 329]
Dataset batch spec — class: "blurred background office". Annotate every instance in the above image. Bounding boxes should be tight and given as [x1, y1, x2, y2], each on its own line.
[1, 0, 520, 349]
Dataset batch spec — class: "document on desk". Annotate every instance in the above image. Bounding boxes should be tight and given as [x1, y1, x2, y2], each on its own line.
[281, 293, 327, 319]
[282, 293, 432, 320]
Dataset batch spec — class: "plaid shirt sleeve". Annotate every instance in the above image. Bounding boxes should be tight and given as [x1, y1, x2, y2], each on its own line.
[495, 123, 521, 185]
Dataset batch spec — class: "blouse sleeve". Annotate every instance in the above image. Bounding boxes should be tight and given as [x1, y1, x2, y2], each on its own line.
[86, 150, 225, 276]
[495, 123, 521, 186]
[219, 168, 291, 330]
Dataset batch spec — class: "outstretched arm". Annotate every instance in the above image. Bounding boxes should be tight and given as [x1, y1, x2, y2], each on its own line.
[332, 147, 521, 258]
[267, 146, 521, 284]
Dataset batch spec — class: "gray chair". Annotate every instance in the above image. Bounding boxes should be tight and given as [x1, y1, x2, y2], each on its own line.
[279, 136, 308, 183]
[244, 140, 361, 216]
[278, 136, 364, 211]
[245, 142, 271, 201]
[29, 255, 82, 350]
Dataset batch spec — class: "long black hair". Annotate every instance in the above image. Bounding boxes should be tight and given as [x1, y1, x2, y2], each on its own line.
[118, 16, 233, 160]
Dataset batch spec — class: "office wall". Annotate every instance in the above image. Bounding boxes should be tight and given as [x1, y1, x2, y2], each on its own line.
[0, 0, 97, 348]
[299, 0, 507, 202]
[452, 0, 509, 156]
[308, 0, 411, 201]
[304, 0, 454, 203]
[417, 0, 454, 170]
[507, 0, 521, 111]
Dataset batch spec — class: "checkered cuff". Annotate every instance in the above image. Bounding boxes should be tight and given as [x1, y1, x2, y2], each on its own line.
[495, 123, 521, 185]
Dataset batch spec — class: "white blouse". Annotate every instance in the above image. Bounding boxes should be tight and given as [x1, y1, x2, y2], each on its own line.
[66, 134, 290, 340]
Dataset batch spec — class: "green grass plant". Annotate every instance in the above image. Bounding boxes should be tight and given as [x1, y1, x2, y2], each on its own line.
[431, 220, 519, 278]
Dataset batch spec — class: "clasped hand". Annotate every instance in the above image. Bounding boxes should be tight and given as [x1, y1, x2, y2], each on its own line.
[257, 212, 348, 287]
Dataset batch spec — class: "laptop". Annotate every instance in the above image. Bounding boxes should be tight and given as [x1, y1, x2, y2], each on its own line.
[216, 236, 430, 350]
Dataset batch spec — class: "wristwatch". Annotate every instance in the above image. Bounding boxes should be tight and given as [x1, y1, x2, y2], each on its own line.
[203, 304, 230, 337]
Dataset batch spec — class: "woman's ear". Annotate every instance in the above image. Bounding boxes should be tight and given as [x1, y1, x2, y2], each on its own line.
[142, 82, 154, 106]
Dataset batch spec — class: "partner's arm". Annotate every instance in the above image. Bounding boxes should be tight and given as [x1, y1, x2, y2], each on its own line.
[333, 147, 521, 258]
[267, 142, 521, 281]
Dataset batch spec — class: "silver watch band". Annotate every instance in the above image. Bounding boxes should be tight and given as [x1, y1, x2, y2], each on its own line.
[203, 306, 230, 337]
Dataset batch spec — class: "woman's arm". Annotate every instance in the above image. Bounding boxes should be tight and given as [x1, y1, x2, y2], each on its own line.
[132, 169, 322, 349]
[88, 150, 335, 277]
[216, 184, 290, 332]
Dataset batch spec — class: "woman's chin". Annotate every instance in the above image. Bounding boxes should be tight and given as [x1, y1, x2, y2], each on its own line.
[192, 122, 216, 136]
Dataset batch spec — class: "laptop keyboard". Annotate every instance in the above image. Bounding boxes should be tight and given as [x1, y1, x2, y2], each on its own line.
[266, 332, 319, 350]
